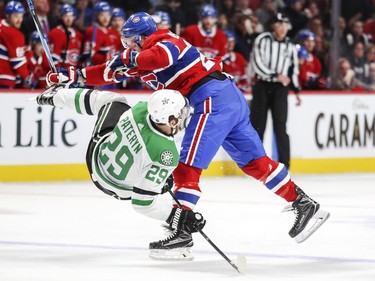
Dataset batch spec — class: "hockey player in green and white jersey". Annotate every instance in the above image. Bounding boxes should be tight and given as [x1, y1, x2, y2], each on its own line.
[35, 85, 205, 260]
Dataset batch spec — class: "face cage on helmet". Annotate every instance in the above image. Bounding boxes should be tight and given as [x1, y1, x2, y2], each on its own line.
[172, 97, 190, 126]
[167, 97, 190, 135]
[121, 36, 142, 49]
[180, 97, 190, 121]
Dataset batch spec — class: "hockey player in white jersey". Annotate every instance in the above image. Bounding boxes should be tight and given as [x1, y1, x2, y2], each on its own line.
[35, 85, 205, 260]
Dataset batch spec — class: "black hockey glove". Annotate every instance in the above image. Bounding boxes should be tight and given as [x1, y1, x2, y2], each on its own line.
[167, 207, 206, 233]
[161, 174, 174, 194]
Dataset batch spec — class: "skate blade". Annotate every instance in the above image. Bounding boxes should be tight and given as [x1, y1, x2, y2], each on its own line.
[282, 204, 293, 213]
[295, 209, 330, 243]
[149, 248, 194, 261]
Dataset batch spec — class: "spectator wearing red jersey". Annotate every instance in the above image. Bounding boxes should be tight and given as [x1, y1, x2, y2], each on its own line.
[25, 31, 50, 89]
[182, 4, 227, 59]
[108, 8, 126, 55]
[81, 1, 114, 66]
[0, 1, 29, 88]
[363, 8, 375, 43]
[222, 31, 250, 94]
[296, 29, 326, 89]
[49, 4, 83, 68]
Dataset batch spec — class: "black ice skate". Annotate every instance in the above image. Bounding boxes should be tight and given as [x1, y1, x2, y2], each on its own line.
[36, 85, 63, 106]
[283, 186, 330, 243]
[149, 229, 194, 261]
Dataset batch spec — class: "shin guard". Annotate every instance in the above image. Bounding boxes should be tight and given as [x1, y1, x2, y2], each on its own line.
[173, 162, 202, 210]
[241, 156, 298, 202]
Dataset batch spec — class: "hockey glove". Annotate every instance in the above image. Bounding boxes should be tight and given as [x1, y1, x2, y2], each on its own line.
[120, 48, 138, 68]
[103, 52, 138, 82]
[46, 66, 79, 87]
[167, 207, 206, 233]
[161, 174, 174, 194]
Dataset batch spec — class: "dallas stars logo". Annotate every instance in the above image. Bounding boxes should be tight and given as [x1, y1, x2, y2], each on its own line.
[161, 150, 174, 166]
[162, 97, 170, 105]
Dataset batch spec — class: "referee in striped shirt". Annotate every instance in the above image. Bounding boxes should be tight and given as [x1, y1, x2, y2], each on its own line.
[250, 13, 300, 169]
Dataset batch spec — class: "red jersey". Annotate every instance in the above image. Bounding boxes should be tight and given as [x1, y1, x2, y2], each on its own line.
[0, 19, 29, 87]
[26, 50, 50, 88]
[222, 51, 250, 94]
[182, 24, 227, 59]
[364, 20, 375, 43]
[48, 25, 83, 67]
[108, 27, 123, 54]
[85, 29, 223, 95]
[82, 25, 114, 66]
[299, 54, 322, 89]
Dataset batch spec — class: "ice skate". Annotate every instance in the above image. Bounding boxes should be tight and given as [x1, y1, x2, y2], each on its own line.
[36, 85, 63, 106]
[149, 229, 194, 261]
[283, 186, 330, 243]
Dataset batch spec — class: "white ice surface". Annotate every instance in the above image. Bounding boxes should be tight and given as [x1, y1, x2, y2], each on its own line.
[0, 174, 374, 281]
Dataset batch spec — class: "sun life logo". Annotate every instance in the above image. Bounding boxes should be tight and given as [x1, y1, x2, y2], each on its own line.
[161, 150, 174, 166]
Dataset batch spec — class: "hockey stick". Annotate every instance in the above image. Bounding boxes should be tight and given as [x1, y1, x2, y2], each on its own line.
[26, 0, 57, 73]
[88, 24, 98, 66]
[166, 189, 246, 274]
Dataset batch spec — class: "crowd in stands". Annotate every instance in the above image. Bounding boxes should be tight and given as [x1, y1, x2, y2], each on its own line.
[0, 0, 375, 92]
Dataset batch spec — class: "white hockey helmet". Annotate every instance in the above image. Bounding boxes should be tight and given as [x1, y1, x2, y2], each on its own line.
[148, 89, 190, 125]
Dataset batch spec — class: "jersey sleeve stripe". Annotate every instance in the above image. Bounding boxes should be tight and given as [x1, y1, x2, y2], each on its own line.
[165, 56, 200, 87]
[74, 88, 85, 114]
[154, 42, 175, 71]
[10, 58, 27, 69]
[131, 198, 154, 206]
[84, 89, 94, 115]
[133, 186, 159, 196]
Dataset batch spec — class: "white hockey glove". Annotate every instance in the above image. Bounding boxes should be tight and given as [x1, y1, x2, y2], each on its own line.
[46, 66, 83, 87]
[167, 207, 206, 233]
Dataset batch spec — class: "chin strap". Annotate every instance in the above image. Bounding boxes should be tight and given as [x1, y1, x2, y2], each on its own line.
[168, 117, 183, 135]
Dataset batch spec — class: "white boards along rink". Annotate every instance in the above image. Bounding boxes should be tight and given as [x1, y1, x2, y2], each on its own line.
[0, 90, 374, 181]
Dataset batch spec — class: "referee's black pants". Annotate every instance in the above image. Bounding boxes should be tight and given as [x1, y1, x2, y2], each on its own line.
[250, 80, 290, 169]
